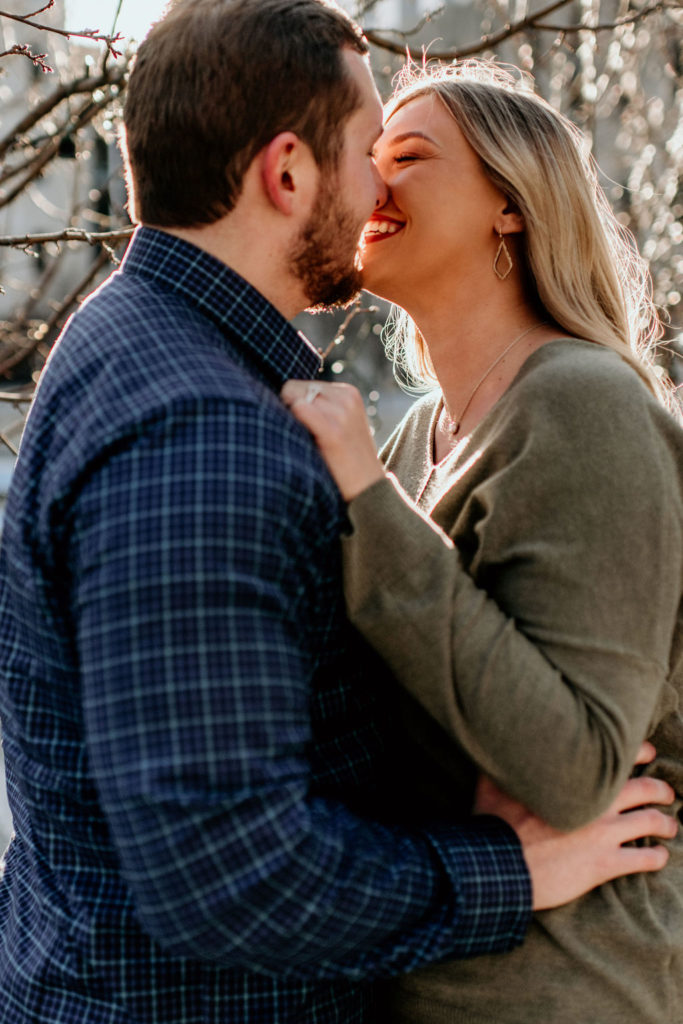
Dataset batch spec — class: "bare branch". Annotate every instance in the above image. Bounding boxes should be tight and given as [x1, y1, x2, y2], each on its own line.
[0, 42, 51, 72]
[387, 5, 446, 40]
[0, 227, 135, 249]
[0, 2, 124, 60]
[0, 248, 111, 378]
[10, 246, 64, 332]
[0, 392, 33, 455]
[0, 390, 33, 403]
[0, 88, 122, 207]
[364, 0, 572, 58]
[0, 63, 129, 161]
[16, 3, 54, 17]
[363, 0, 679, 59]
[531, 0, 681, 32]
[320, 300, 380, 363]
[0, 425, 25, 456]
[0, 134, 63, 198]
[353, 0, 385, 19]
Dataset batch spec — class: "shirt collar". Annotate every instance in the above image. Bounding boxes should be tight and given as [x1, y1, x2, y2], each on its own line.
[120, 226, 323, 389]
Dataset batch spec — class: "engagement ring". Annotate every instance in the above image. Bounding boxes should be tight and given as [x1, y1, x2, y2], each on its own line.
[305, 382, 323, 404]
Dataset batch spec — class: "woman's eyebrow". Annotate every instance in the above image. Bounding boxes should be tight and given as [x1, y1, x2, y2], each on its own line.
[383, 130, 439, 146]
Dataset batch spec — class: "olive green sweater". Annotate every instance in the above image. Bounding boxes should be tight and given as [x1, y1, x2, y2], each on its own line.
[343, 339, 683, 1023]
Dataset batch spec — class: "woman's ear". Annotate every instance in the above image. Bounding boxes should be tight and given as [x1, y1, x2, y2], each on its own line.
[496, 199, 525, 236]
[261, 132, 318, 216]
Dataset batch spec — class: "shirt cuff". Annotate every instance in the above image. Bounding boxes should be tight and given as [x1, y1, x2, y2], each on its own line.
[426, 815, 532, 958]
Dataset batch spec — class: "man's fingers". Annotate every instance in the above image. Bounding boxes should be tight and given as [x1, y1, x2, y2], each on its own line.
[614, 806, 677, 845]
[605, 843, 670, 879]
[634, 740, 657, 765]
[611, 775, 675, 814]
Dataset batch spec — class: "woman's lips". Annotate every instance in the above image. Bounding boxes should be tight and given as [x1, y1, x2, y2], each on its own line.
[362, 217, 405, 244]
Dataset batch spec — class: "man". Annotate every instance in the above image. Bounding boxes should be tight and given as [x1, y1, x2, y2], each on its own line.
[0, 1, 673, 1022]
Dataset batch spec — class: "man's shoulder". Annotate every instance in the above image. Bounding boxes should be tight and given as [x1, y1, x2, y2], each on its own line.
[38, 270, 271, 422]
[65, 269, 242, 378]
[21, 270, 331, 501]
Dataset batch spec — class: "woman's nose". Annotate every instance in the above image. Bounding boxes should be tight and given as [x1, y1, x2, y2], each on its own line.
[374, 164, 389, 209]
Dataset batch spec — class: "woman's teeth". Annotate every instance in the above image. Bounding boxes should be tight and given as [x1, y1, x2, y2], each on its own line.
[366, 221, 402, 237]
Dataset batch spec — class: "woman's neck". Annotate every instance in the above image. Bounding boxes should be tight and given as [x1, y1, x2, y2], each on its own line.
[407, 282, 561, 461]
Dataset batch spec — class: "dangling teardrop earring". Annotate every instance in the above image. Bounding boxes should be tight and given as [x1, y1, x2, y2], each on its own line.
[493, 231, 513, 280]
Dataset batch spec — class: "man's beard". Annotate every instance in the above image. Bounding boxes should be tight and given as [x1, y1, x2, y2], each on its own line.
[290, 178, 364, 311]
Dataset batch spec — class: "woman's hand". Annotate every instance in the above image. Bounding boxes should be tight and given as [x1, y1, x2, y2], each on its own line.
[281, 380, 386, 501]
[475, 743, 678, 911]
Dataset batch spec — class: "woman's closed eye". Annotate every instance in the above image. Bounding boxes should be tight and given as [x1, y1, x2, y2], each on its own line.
[374, 149, 422, 166]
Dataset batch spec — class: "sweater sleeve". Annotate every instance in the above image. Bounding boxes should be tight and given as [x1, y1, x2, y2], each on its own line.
[342, 350, 682, 830]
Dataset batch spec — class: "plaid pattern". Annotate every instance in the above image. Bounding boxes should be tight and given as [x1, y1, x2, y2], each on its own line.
[0, 227, 530, 1023]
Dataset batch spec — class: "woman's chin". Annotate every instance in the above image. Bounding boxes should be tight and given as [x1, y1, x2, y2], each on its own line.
[359, 262, 398, 304]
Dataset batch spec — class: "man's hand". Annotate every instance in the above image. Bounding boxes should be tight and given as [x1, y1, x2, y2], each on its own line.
[475, 743, 678, 911]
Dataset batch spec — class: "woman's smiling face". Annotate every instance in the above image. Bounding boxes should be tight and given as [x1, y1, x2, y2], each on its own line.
[360, 92, 509, 308]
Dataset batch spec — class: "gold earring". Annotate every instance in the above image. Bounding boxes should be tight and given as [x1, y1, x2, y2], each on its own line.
[493, 232, 513, 280]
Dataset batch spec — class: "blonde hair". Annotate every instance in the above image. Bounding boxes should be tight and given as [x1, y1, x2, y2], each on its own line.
[384, 61, 667, 400]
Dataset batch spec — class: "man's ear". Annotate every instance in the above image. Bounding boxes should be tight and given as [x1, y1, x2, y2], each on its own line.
[261, 132, 318, 216]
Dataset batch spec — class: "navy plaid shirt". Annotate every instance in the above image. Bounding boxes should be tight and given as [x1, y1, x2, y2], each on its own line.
[0, 228, 530, 1023]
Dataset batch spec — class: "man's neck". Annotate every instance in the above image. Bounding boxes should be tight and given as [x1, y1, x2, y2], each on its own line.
[156, 220, 306, 322]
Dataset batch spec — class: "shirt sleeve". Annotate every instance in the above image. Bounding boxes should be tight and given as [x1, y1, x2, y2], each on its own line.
[69, 395, 530, 979]
[342, 360, 682, 830]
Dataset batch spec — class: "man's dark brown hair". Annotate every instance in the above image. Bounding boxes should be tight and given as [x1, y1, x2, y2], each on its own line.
[122, 0, 368, 227]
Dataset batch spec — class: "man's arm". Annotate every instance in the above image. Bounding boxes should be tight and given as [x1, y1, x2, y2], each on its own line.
[71, 397, 531, 979]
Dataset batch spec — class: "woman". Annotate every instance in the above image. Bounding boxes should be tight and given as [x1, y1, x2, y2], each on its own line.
[282, 61, 683, 1023]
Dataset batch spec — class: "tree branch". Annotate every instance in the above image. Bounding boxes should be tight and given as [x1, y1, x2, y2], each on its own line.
[384, 5, 446, 40]
[0, 1, 124, 60]
[0, 42, 51, 72]
[0, 392, 33, 456]
[0, 87, 122, 207]
[531, 0, 680, 32]
[0, 63, 129, 161]
[0, 390, 32, 402]
[363, 0, 680, 59]
[0, 248, 111, 378]
[320, 300, 380, 362]
[364, 0, 572, 57]
[9, 2, 53, 15]
[0, 227, 135, 249]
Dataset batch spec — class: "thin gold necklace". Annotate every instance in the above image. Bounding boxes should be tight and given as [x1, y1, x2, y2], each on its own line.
[446, 322, 548, 437]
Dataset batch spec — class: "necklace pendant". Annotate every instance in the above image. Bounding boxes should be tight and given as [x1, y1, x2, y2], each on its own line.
[444, 321, 549, 442]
